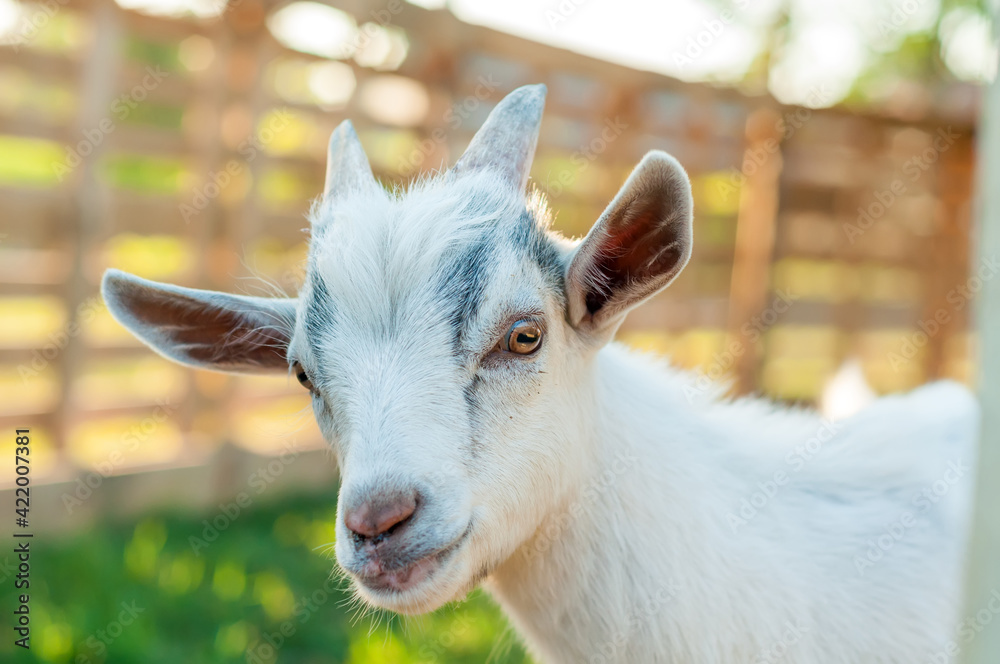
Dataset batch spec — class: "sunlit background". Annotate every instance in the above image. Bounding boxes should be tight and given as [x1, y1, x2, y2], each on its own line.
[0, 0, 995, 661]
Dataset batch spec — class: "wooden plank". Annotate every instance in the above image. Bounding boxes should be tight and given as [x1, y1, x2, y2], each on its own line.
[725, 106, 784, 394]
[922, 134, 976, 379]
[0, 48, 80, 78]
[55, 0, 124, 452]
[0, 116, 78, 143]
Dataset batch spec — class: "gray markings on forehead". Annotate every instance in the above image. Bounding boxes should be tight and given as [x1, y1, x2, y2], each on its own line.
[441, 208, 562, 463]
[304, 270, 334, 365]
[438, 236, 494, 351]
[519, 211, 566, 295]
[435, 205, 565, 353]
[503, 205, 566, 295]
[303, 186, 566, 370]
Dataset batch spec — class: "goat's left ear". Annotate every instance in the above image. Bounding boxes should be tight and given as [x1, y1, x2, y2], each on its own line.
[101, 269, 297, 373]
[565, 151, 693, 336]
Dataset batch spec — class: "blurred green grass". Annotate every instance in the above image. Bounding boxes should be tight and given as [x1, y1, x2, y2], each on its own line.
[0, 489, 530, 664]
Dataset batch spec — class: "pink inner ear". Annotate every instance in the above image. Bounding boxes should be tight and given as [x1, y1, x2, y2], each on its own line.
[584, 203, 684, 316]
[128, 287, 291, 370]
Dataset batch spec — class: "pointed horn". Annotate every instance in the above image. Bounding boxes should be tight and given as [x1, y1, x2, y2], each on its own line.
[451, 84, 547, 192]
[324, 120, 378, 202]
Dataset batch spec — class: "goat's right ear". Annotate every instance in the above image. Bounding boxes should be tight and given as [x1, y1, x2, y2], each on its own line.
[101, 269, 297, 374]
[565, 151, 693, 338]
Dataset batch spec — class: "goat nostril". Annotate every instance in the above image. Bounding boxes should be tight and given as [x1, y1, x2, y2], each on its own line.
[344, 491, 418, 541]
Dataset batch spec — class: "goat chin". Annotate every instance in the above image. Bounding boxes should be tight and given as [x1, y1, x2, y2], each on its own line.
[351, 544, 479, 615]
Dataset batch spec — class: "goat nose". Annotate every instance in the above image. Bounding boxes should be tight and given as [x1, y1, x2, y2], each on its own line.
[344, 491, 417, 540]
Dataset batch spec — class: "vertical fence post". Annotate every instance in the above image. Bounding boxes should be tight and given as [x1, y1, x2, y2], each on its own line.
[58, 0, 122, 448]
[726, 106, 783, 395]
[961, 8, 1000, 664]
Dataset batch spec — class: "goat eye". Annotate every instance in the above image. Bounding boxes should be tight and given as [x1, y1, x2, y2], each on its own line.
[504, 320, 543, 355]
[292, 361, 315, 392]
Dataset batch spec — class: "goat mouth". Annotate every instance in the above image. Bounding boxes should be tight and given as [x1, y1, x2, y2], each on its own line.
[355, 527, 471, 595]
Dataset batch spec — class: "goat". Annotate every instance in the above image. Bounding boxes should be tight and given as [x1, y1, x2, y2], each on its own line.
[102, 84, 980, 663]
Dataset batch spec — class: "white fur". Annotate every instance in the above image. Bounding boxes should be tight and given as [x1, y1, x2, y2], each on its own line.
[487, 348, 978, 664]
[101, 87, 981, 664]
[297, 172, 979, 663]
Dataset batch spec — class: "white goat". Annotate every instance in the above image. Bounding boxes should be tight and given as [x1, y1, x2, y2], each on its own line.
[102, 84, 980, 663]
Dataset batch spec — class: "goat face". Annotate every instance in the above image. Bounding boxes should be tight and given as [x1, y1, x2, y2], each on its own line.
[102, 84, 694, 614]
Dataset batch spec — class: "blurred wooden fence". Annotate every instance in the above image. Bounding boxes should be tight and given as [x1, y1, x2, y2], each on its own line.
[0, 0, 980, 486]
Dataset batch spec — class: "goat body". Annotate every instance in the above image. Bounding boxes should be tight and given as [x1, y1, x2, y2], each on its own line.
[101, 84, 980, 664]
[490, 345, 977, 663]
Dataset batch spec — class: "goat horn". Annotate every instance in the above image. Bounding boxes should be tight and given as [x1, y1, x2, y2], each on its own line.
[323, 119, 378, 203]
[451, 83, 547, 192]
